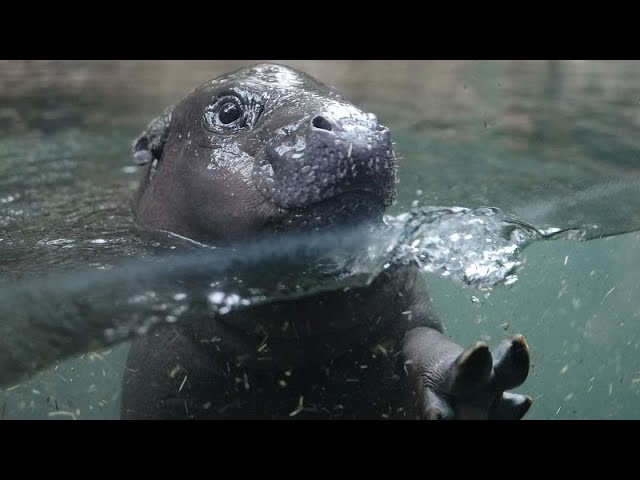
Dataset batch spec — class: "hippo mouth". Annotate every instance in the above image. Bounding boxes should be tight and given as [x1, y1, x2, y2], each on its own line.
[261, 190, 388, 233]
[252, 146, 397, 212]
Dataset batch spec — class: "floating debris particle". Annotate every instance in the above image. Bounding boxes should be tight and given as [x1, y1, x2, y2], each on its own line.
[179, 375, 188, 393]
[48, 411, 77, 420]
[200, 336, 222, 344]
[601, 287, 616, 304]
[289, 396, 304, 417]
[88, 352, 107, 362]
[372, 344, 388, 356]
[257, 335, 269, 353]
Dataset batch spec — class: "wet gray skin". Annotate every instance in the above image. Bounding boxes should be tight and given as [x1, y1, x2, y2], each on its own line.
[132, 63, 396, 242]
[123, 64, 532, 419]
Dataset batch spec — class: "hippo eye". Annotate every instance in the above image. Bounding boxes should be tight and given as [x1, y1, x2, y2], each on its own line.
[219, 101, 242, 124]
[205, 95, 247, 131]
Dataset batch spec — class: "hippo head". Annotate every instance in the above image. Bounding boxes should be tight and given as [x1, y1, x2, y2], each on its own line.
[132, 63, 397, 244]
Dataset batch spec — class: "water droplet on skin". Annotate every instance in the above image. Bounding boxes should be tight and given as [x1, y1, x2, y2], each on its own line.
[208, 291, 225, 304]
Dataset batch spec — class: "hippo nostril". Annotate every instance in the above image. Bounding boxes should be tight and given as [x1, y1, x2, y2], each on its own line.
[311, 115, 334, 132]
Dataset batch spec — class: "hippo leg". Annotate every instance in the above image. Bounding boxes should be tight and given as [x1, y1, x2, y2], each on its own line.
[400, 327, 532, 420]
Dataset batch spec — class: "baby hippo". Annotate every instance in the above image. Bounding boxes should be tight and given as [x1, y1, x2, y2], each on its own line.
[121, 63, 532, 419]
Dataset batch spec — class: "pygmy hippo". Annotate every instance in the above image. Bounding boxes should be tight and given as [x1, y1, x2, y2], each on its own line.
[121, 63, 532, 419]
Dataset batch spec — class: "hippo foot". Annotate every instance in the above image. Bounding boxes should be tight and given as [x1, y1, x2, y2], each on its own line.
[404, 329, 532, 420]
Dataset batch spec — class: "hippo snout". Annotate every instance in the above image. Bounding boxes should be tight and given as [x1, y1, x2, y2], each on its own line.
[253, 109, 396, 210]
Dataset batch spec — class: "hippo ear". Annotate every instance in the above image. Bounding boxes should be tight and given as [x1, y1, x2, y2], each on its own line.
[132, 106, 173, 166]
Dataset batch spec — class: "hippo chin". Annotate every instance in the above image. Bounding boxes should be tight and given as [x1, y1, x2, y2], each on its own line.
[121, 63, 532, 420]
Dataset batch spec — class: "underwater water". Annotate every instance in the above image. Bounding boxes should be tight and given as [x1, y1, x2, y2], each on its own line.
[1, 60, 639, 419]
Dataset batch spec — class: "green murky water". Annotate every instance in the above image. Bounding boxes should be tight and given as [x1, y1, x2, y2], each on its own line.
[1, 60, 639, 419]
